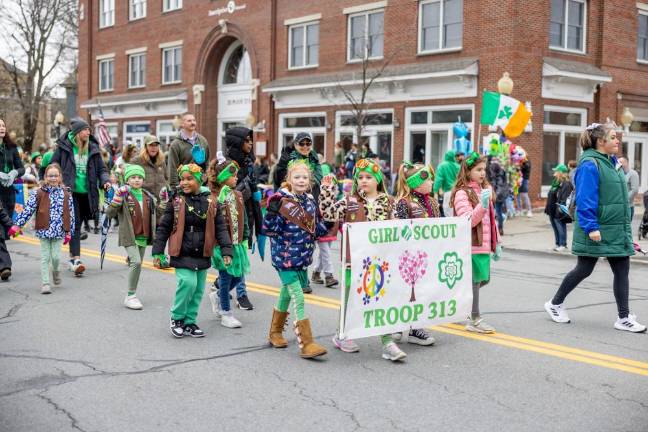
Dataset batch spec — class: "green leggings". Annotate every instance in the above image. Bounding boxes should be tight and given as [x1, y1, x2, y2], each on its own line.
[344, 266, 392, 346]
[40, 238, 63, 284]
[171, 268, 207, 325]
[125, 245, 146, 292]
[276, 270, 307, 321]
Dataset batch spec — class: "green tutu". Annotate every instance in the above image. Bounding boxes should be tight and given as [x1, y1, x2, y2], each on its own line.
[212, 243, 250, 277]
[472, 253, 491, 284]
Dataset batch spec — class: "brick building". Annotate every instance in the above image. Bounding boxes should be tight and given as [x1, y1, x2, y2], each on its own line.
[77, 0, 648, 198]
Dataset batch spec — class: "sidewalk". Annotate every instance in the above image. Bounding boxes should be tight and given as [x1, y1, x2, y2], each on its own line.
[501, 206, 648, 264]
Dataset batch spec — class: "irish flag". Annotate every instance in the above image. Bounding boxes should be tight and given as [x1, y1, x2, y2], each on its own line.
[480, 91, 531, 138]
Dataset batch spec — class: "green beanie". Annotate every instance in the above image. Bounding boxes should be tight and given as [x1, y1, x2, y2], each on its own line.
[31, 152, 41, 162]
[124, 164, 146, 182]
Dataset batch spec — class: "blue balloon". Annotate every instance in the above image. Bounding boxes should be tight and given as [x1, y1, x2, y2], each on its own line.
[453, 137, 472, 154]
[453, 121, 469, 138]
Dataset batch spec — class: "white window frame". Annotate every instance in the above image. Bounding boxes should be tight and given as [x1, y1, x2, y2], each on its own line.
[638, 9, 648, 64]
[549, 0, 587, 54]
[163, 0, 182, 12]
[161, 45, 182, 85]
[417, 0, 463, 55]
[129, 0, 147, 21]
[542, 105, 587, 194]
[128, 53, 146, 89]
[98, 58, 114, 92]
[277, 112, 327, 157]
[404, 104, 474, 166]
[123, 121, 151, 150]
[346, 9, 385, 63]
[335, 109, 394, 169]
[99, 0, 115, 28]
[288, 21, 320, 70]
[156, 120, 178, 149]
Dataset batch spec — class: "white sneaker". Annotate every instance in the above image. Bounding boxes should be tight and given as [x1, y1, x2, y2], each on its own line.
[124, 294, 143, 310]
[465, 317, 496, 333]
[208, 290, 221, 317]
[544, 301, 570, 323]
[69, 259, 85, 276]
[41, 284, 51, 294]
[526, 211, 533, 218]
[555, 246, 567, 252]
[220, 313, 242, 328]
[614, 314, 647, 333]
[382, 342, 407, 361]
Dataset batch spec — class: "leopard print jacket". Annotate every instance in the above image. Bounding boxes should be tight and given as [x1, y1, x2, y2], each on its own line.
[319, 183, 393, 223]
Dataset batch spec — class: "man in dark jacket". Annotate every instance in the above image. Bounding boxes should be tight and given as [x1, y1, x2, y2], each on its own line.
[51, 118, 111, 275]
[167, 113, 209, 189]
[223, 126, 260, 310]
[273, 132, 323, 201]
[0, 125, 25, 217]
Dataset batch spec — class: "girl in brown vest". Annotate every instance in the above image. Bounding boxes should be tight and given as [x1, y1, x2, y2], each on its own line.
[105, 164, 157, 310]
[392, 161, 440, 346]
[12, 163, 74, 294]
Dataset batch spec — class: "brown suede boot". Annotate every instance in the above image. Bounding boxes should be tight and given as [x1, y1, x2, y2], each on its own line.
[268, 309, 289, 348]
[294, 319, 327, 358]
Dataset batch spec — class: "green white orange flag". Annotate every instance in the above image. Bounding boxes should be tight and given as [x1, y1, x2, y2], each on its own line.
[480, 91, 531, 138]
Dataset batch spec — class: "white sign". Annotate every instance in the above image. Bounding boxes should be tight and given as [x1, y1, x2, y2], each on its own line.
[340, 217, 473, 340]
[209, 1, 246, 17]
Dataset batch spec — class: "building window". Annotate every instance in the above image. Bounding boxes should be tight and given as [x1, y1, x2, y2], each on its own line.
[418, 0, 463, 53]
[99, 59, 114, 92]
[279, 114, 326, 156]
[130, 0, 146, 20]
[99, 0, 115, 28]
[128, 53, 146, 88]
[289, 22, 319, 69]
[156, 120, 178, 149]
[638, 12, 648, 61]
[124, 122, 151, 149]
[336, 110, 393, 172]
[162, 46, 182, 84]
[542, 107, 586, 190]
[163, 0, 182, 12]
[348, 10, 384, 61]
[550, 0, 586, 52]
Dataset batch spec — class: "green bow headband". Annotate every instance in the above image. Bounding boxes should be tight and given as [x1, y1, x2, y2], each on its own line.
[403, 162, 432, 190]
[177, 163, 203, 183]
[353, 158, 383, 184]
[465, 152, 481, 168]
[216, 162, 239, 184]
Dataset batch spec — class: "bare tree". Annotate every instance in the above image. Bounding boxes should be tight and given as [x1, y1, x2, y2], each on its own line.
[1, 0, 77, 151]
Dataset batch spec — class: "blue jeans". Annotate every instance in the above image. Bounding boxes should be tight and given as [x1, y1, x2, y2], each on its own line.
[549, 217, 567, 247]
[235, 275, 248, 299]
[218, 271, 243, 312]
[494, 201, 505, 233]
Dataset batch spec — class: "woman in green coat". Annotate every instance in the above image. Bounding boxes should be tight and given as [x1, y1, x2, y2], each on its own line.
[544, 123, 646, 333]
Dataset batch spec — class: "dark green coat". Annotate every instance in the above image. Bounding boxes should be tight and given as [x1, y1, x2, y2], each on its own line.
[572, 149, 634, 257]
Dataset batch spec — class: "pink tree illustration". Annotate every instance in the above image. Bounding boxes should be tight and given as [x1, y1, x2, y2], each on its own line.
[398, 250, 428, 302]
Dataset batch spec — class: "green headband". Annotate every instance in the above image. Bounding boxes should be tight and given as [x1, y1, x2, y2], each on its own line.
[465, 152, 481, 168]
[216, 162, 238, 184]
[403, 162, 432, 190]
[177, 163, 203, 183]
[353, 159, 383, 184]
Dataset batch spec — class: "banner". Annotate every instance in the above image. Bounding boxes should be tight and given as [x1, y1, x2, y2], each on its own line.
[340, 216, 473, 340]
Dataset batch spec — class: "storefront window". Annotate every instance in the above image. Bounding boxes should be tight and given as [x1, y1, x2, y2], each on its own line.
[279, 114, 327, 157]
[542, 132, 560, 185]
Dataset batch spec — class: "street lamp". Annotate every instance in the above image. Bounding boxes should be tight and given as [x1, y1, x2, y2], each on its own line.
[621, 107, 634, 132]
[54, 111, 65, 138]
[497, 72, 514, 95]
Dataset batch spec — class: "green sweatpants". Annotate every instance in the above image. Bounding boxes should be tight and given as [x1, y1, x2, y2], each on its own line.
[171, 268, 207, 325]
[125, 245, 146, 292]
[40, 238, 63, 284]
[276, 270, 307, 321]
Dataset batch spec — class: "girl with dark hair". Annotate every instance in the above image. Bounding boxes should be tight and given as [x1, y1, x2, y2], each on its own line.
[0, 119, 25, 216]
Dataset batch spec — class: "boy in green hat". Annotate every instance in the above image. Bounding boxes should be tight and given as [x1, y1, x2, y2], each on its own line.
[105, 164, 157, 309]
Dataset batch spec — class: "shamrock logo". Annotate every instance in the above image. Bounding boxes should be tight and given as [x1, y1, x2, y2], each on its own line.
[401, 225, 413, 241]
[438, 252, 464, 290]
[498, 105, 513, 120]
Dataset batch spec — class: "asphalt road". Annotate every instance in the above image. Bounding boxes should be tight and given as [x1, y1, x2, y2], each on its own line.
[1, 231, 647, 432]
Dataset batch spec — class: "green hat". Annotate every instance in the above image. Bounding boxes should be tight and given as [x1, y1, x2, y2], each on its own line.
[403, 162, 433, 190]
[353, 158, 383, 184]
[31, 152, 41, 162]
[552, 163, 568, 174]
[124, 164, 146, 181]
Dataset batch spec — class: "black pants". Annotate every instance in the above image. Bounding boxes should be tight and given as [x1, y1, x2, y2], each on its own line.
[0, 238, 11, 270]
[0, 186, 16, 219]
[70, 193, 92, 257]
[552, 256, 630, 318]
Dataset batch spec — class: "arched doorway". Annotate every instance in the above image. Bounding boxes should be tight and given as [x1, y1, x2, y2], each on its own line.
[216, 41, 253, 150]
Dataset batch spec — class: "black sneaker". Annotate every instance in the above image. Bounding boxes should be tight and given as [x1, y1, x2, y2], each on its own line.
[237, 295, 254, 310]
[302, 283, 313, 294]
[183, 323, 205, 338]
[170, 319, 185, 338]
[0, 268, 11, 281]
[80, 232, 88, 240]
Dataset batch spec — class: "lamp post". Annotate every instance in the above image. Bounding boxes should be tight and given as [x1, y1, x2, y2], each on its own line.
[621, 107, 634, 133]
[54, 111, 65, 139]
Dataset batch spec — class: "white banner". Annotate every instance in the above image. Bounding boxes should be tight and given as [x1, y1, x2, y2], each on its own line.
[340, 217, 473, 340]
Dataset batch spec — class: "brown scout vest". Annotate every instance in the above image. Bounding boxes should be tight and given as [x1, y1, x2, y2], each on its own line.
[278, 196, 316, 234]
[341, 196, 367, 264]
[404, 196, 440, 219]
[168, 195, 217, 257]
[129, 192, 151, 239]
[35, 188, 71, 232]
[220, 190, 246, 244]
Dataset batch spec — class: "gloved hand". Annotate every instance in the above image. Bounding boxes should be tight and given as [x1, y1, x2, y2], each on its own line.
[493, 244, 502, 261]
[321, 174, 337, 187]
[159, 187, 169, 203]
[347, 199, 359, 213]
[266, 196, 282, 216]
[480, 189, 492, 208]
[152, 253, 168, 269]
[252, 190, 262, 202]
[4, 170, 18, 187]
[7, 225, 21, 238]
[110, 194, 123, 207]
[63, 233, 71, 245]
[117, 185, 130, 197]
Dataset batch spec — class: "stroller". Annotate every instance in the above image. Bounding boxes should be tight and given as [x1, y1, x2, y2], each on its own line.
[639, 190, 648, 240]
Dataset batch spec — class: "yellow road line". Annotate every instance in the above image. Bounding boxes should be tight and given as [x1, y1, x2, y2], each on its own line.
[13, 235, 648, 376]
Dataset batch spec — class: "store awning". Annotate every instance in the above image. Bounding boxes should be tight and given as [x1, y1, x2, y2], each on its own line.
[80, 88, 187, 109]
[542, 58, 611, 103]
[80, 88, 188, 120]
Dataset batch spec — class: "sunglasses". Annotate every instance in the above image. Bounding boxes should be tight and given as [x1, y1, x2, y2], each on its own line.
[296, 140, 312, 147]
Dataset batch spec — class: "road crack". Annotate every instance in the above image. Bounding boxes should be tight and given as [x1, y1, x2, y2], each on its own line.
[37, 390, 88, 432]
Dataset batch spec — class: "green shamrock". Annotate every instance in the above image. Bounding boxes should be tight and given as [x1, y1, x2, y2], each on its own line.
[438, 252, 464, 289]
[498, 105, 513, 120]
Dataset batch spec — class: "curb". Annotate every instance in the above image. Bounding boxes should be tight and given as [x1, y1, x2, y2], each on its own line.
[503, 246, 648, 266]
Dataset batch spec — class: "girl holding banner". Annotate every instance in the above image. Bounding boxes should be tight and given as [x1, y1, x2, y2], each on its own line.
[320, 159, 408, 362]
[451, 152, 502, 334]
[392, 162, 441, 346]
